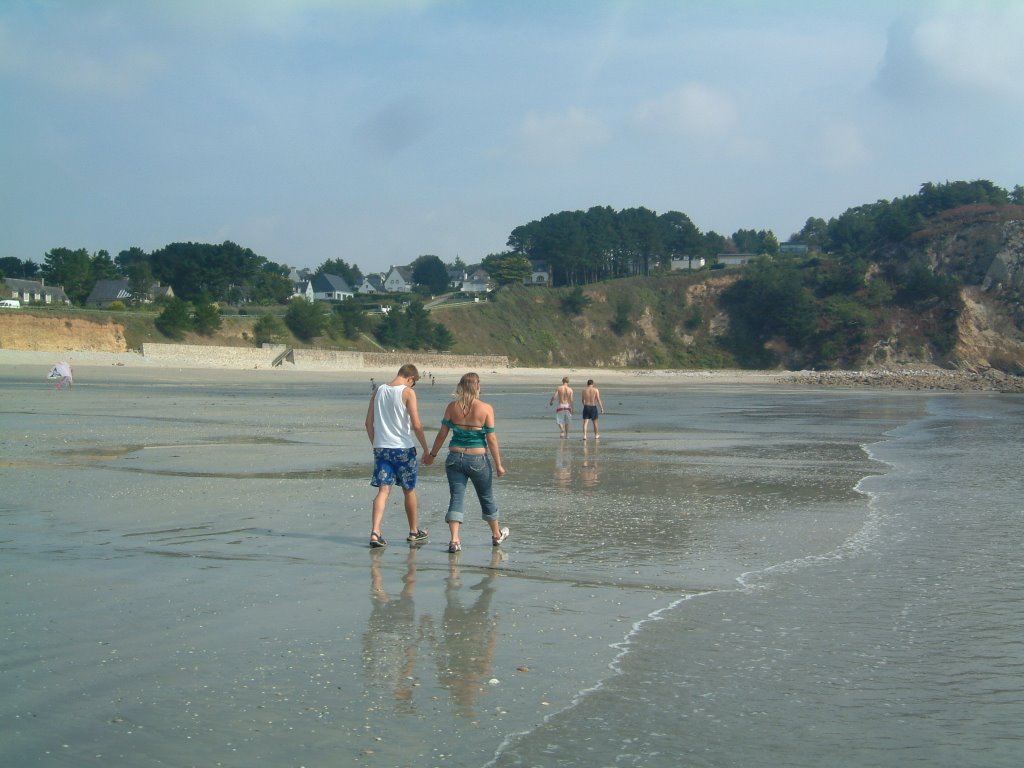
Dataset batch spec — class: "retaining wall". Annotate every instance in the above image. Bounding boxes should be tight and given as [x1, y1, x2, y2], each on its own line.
[141, 343, 508, 371]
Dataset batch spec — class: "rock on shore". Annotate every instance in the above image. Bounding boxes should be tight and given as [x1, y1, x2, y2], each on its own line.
[778, 367, 1024, 393]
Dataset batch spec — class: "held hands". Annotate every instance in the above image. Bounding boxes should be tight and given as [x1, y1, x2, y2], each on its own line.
[422, 451, 435, 466]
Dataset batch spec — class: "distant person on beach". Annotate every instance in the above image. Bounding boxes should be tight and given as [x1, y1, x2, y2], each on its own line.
[581, 379, 605, 440]
[365, 364, 431, 548]
[49, 361, 73, 390]
[549, 376, 574, 438]
[426, 372, 509, 554]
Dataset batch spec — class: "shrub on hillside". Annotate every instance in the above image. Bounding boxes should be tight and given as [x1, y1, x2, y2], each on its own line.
[155, 298, 192, 340]
[253, 313, 287, 345]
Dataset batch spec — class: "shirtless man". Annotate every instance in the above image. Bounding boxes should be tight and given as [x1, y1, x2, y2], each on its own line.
[549, 376, 574, 438]
[581, 379, 605, 440]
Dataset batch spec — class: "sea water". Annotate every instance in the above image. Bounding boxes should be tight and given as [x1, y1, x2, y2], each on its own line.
[2, 371, 1022, 767]
[488, 390, 1024, 768]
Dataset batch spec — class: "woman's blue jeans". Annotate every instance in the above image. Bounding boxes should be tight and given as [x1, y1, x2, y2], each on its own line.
[444, 452, 498, 523]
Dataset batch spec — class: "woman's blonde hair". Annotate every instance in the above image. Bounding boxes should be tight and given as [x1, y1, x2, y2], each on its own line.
[455, 372, 480, 413]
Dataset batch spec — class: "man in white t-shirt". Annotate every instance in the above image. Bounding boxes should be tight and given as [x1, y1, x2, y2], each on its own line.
[365, 364, 433, 548]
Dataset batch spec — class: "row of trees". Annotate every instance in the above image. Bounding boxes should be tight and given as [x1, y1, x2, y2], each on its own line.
[792, 180, 1024, 256]
[501, 206, 778, 287]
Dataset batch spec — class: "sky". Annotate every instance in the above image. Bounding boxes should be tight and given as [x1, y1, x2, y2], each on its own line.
[2, 0, 1023, 275]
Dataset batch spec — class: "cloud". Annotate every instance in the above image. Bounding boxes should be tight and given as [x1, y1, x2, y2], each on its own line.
[517, 107, 610, 164]
[875, 3, 1024, 102]
[633, 83, 738, 139]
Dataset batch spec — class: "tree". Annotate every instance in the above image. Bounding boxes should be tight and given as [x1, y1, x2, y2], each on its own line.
[482, 251, 530, 286]
[609, 296, 634, 336]
[371, 299, 452, 350]
[412, 255, 450, 294]
[0, 257, 39, 279]
[191, 294, 222, 335]
[560, 286, 591, 315]
[248, 266, 293, 304]
[659, 211, 702, 262]
[284, 297, 327, 341]
[731, 229, 779, 255]
[126, 261, 155, 305]
[155, 298, 193, 340]
[332, 297, 368, 340]
[253, 313, 288, 345]
[149, 241, 264, 302]
[316, 258, 362, 287]
[432, 322, 454, 350]
[792, 217, 828, 250]
[41, 247, 93, 304]
[91, 250, 119, 281]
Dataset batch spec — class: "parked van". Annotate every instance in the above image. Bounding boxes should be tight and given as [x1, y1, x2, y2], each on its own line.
[0, 299, 21, 308]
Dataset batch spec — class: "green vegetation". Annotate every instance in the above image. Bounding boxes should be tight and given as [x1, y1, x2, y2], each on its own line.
[372, 299, 453, 351]
[5, 178, 1023, 370]
[253, 313, 288, 345]
[284, 297, 328, 342]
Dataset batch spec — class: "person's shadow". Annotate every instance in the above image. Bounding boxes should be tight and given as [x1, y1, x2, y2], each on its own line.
[433, 550, 504, 718]
[361, 547, 435, 713]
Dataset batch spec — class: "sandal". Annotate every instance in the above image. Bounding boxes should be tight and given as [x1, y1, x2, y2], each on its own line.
[369, 531, 387, 548]
[448, 541, 461, 553]
[406, 529, 429, 543]
[492, 527, 510, 546]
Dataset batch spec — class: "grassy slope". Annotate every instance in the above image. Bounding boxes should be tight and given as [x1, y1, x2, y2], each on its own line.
[432, 275, 735, 369]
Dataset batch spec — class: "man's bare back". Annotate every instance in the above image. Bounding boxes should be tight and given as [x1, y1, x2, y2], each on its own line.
[549, 377, 574, 437]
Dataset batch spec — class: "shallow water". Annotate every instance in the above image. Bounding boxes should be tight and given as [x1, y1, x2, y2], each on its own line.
[2, 369, 1021, 767]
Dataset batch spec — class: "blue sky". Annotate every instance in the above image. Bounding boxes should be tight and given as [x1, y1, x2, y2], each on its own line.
[2, 0, 1022, 275]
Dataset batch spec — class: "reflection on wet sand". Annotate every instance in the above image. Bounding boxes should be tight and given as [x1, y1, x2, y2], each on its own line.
[361, 548, 506, 719]
[436, 550, 504, 719]
[581, 440, 600, 488]
[362, 547, 434, 714]
[553, 440, 601, 490]
[554, 441, 573, 488]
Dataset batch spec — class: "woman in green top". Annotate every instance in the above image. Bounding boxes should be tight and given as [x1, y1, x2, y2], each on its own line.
[427, 372, 509, 553]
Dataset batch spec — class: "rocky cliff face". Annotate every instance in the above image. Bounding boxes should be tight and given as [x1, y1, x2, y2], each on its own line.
[910, 210, 1024, 373]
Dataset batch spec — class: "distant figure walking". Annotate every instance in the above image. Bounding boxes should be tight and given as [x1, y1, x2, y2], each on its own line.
[365, 364, 432, 548]
[581, 379, 605, 440]
[49, 362, 73, 390]
[426, 372, 509, 554]
[549, 376, 574, 438]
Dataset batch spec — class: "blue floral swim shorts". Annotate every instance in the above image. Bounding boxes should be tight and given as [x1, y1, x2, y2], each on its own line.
[371, 447, 419, 489]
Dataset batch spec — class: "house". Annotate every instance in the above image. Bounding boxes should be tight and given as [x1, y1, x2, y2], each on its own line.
[292, 280, 315, 302]
[715, 253, 758, 268]
[2, 278, 71, 306]
[86, 279, 174, 307]
[460, 268, 490, 294]
[524, 261, 551, 286]
[383, 266, 414, 293]
[358, 274, 386, 294]
[780, 243, 810, 255]
[670, 256, 706, 271]
[311, 273, 354, 301]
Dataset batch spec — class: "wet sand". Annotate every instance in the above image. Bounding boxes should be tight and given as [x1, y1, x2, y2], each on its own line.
[3, 356, 765, 767]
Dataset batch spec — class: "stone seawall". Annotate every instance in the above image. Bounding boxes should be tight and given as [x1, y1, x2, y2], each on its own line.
[141, 343, 508, 371]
